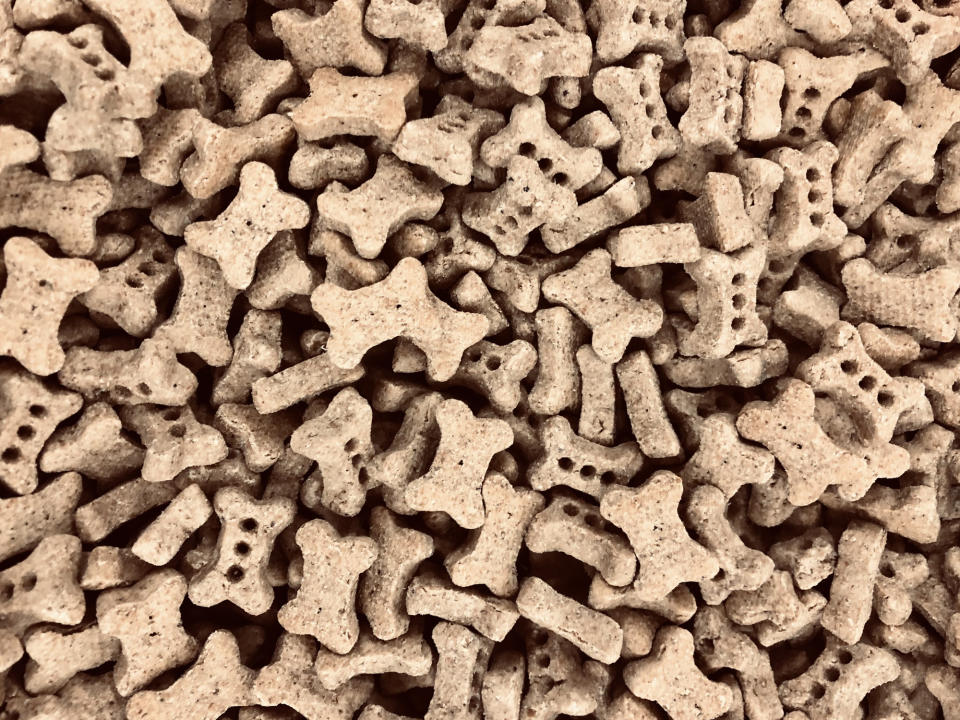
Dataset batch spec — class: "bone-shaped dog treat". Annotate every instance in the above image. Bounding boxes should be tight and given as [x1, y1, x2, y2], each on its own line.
[450, 271, 508, 336]
[360, 506, 435, 640]
[587, 0, 685, 64]
[365, 0, 447, 51]
[214, 23, 297, 125]
[185, 162, 310, 289]
[541, 177, 643, 255]
[601, 472, 719, 601]
[131, 484, 212, 566]
[406, 570, 520, 641]
[119, 404, 227, 484]
[289, 140, 369, 192]
[742, 59, 785, 141]
[480, 96, 602, 191]
[768, 529, 837, 591]
[292, 69, 417, 143]
[679, 37, 747, 154]
[593, 57, 681, 176]
[314, 625, 432, 690]
[96, 569, 197, 696]
[0, 169, 112, 258]
[821, 520, 887, 645]
[394, 95, 504, 186]
[126, 630, 255, 720]
[155, 247, 238, 367]
[0, 533, 84, 635]
[138, 108, 201, 187]
[725, 569, 825, 646]
[682, 413, 774, 500]
[81, 227, 175, 337]
[251, 347, 365, 415]
[312, 257, 489, 381]
[679, 173, 760, 254]
[446, 474, 544, 596]
[80, 547, 150, 592]
[465, 15, 591, 95]
[0, 124, 39, 173]
[0, 472, 80, 563]
[447, 339, 537, 414]
[589, 577, 698, 625]
[842, 258, 960, 343]
[214, 404, 295, 474]
[874, 549, 929, 627]
[0, 364, 82, 496]
[272, 0, 387, 77]
[188, 487, 296, 615]
[528, 415, 643, 498]
[779, 638, 900, 720]
[525, 491, 636, 587]
[542, 249, 663, 363]
[278, 519, 376, 653]
[608, 223, 701, 266]
[75, 477, 177, 544]
[180, 114, 295, 199]
[576, 344, 616, 446]
[212, 309, 281, 406]
[695, 607, 783, 720]
[316, 154, 442, 260]
[0, 236, 97, 375]
[23, 624, 120, 694]
[481, 650, 524, 720]
[617, 349, 681, 459]
[685, 485, 775, 605]
[624, 625, 733, 720]
[427, 622, 491, 720]
[463, 155, 577, 256]
[528, 307, 581, 416]
[663, 339, 789, 388]
[405, 399, 512, 528]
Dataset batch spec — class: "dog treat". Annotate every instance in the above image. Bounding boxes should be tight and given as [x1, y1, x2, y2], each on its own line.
[405, 569, 519, 641]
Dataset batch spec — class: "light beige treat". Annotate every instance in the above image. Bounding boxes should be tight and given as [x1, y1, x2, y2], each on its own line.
[23, 624, 120, 694]
[663, 338, 789, 388]
[617, 349, 681, 458]
[846, 0, 960, 84]
[155, 247, 239, 367]
[184, 162, 310, 289]
[246, 229, 316, 307]
[435, 0, 546, 75]
[119, 404, 227, 484]
[365, 393, 442, 514]
[0, 534, 84, 635]
[482, 650, 524, 720]
[725, 569, 819, 642]
[783, 0, 850, 41]
[0, 472, 80, 563]
[317, 155, 442, 260]
[150, 190, 225, 237]
[313, 224, 387, 291]
[542, 249, 662, 363]
[364, 0, 446, 50]
[684, 484, 774, 605]
[608, 223, 700, 267]
[405, 569, 519, 641]
[480, 96, 602, 191]
[292, 68, 417, 143]
[75, 477, 177, 544]
[394, 95, 504, 186]
[562, 111, 621, 151]
[678, 37, 746, 154]
[607, 608, 663, 659]
[484, 252, 576, 315]
[541, 177, 643, 254]
[447, 339, 537, 414]
[405, 399, 512, 528]
[528, 307, 581, 416]
[289, 140, 369, 191]
[312, 257, 489, 381]
[81, 227, 176, 337]
[96, 569, 197, 696]
[450, 271, 509, 336]
[126, 630, 255, 720]
[682, 413, 774, 500]
[589, 577, 698, 624]
[768, 529, 837, 591]
[463, 155, 577, 256]
[742, 60, 785, 141]
[874, 549, 928, 627]
[624, 625, 732, 720]
[212, 309, 282, 406]
[772, 267, 843, 348]
[601, 472, 719, 601]
[251, 343, 365, 414]
[587, 0, 684, 64]
[426, 622, 491, 720]
[779, 639, 899, 720]
[576, 344, 616, 446]
[214, 404, 296, 473]
[446, 474, 543, 597]
[272, 0, 387, 77]
[593, 57, 681, 175]
[132, 484, 212, 566]
[138, 107, 201, 186]
[465, 15, 591, 95]
[314, 625, 432, 690]
[841, 258, 960, 343]
[820, 483, 939, 544]
[0, 124, 39, 173]
[360, 506, 434, 640]
[188, 487, 296, 615]
[680, 173, 760, 254]
[693, 607, 783, 720]
[528, 415, 643, 498]
[58, 337, 197, 407]
[0, 236, 97, 375]
[820, 520, 887, 645]
[0, 364, 82, 496]
[180, 114, 295, 199]
[214, 23, 297, 125]
[526, 491, 635, 587]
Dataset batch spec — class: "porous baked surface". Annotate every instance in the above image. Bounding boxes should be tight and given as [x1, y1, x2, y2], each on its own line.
[2, 0, 960, 719]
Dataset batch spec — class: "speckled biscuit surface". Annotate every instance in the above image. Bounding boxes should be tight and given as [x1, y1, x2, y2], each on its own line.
[4, 1, 960, 718]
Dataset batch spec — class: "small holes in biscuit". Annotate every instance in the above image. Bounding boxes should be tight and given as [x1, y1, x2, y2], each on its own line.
[838, 649, 854, 664]
[580, 464, 596, 477]
[731, 317, 745, 331]
[858, 375, 876, 391]
[877, 391, 895, 407]
[486, 356, 502, 370]
[226, 565, 245, 582]
[21, 573, 37, 591]
[563, 503, 579, 516]
[240, 518, 258, 532]
[169, 424, 186, 438]
[0, 581, 13, 602]
[825, 666, 840, 682]
[811, 683, 826, 699]
[558, 457, 574, 471]
[235, 542, 251, 555]
[2, 447, 21, 462]
[895, 8, 911, 21]
[840, 359, 858, 374]
[163, 408, 181, 421]
[29, 404, 47, 417]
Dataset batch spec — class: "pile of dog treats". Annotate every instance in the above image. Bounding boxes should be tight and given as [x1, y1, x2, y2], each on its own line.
[4, 0, 960, 718]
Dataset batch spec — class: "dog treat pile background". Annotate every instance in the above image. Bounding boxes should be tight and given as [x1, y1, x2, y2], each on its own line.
[5, 0, 960, 718]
